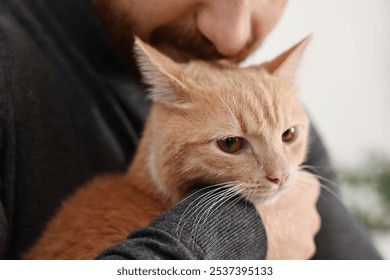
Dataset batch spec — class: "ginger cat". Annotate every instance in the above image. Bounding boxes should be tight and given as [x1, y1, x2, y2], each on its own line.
[25, 36, 311, 259]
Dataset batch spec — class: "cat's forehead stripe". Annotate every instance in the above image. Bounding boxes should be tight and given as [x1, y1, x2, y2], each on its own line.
[232, 80, 281, 136]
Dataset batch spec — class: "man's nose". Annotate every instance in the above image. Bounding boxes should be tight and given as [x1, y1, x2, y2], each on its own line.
[196, 0, 255, 57]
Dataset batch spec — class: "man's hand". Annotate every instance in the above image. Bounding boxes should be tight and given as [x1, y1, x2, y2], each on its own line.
[256, 170, 321, 259]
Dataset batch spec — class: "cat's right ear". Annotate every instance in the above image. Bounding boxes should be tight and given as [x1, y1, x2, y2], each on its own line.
[133, 37, 190, 108]
[263, 35, 312, 81]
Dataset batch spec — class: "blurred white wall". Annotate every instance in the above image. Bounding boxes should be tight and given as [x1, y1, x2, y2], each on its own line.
[244, 0, 390, 168]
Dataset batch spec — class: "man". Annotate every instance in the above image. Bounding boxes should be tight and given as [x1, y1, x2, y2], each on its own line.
[0, 0, 381, 259]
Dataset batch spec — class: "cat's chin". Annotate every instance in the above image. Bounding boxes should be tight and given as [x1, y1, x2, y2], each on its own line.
[248, 183, 293, 205]
[248, 191, 282, 205]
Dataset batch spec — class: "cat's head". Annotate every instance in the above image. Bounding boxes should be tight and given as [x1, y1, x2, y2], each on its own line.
[134, 36, 311, 203]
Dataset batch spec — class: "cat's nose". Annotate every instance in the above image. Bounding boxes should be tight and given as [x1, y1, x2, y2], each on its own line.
[266, 173, 287, 186]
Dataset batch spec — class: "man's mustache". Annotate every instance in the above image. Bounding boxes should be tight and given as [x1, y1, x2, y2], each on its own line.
[150, 22, 223, 61]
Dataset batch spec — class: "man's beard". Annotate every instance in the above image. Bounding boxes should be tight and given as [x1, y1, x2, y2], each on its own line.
[150, 19, 224, 62]
[150, 16, 257, 63]
[92, 2, 257, 75]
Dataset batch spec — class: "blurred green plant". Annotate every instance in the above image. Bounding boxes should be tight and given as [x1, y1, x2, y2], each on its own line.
[378, 168, 390, 206]
[338, 153, 390, 229]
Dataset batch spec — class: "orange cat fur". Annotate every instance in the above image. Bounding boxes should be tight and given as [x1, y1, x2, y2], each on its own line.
[25, 36, 311, 259]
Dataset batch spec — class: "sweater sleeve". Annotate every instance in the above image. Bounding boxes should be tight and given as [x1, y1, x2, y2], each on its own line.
[96, 188, 267, 260]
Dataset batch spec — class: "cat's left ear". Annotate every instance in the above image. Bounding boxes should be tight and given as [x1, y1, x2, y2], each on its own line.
[133, 37, 189, 107]
[263, 35, 312, 81]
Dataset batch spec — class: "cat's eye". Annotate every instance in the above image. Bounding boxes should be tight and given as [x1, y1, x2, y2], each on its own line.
[282, 126, 297, 143]
[217, 137, 244, 154]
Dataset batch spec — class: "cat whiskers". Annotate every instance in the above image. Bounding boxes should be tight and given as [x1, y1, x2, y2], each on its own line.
[297, 165, 342, 203]
[176, 182, 239, 234]
[176, 181, 246, 248]
[198, 82, 240, 128]
[190, 184, 244, 248]
[299, 164, 334, 173]
[233, 182, 260, 213]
